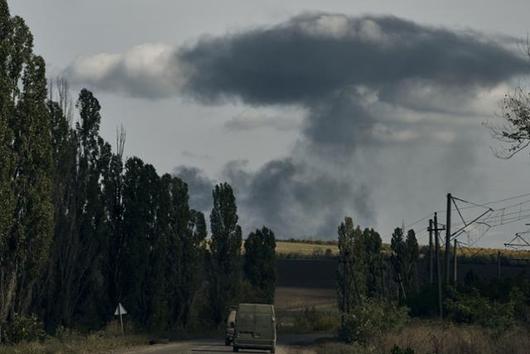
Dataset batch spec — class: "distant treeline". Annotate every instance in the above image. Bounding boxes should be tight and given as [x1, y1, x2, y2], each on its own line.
[0, 1, 276, 342]
[336, 217, 530, 343]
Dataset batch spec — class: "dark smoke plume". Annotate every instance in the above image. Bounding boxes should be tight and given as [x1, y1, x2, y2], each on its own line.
[68, 14, 530, 237]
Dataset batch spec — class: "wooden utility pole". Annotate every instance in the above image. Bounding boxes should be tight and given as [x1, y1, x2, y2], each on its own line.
[434, 212, 443, 319]
[445, 193, 452, 285]
[429, 219, 434, 285]
[453, 239, 458, 284]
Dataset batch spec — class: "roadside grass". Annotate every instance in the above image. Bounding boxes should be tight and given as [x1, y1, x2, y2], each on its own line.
[316, 320, 530, 354]
[0, 332, 148, 354]
[0, 318, 227, 354]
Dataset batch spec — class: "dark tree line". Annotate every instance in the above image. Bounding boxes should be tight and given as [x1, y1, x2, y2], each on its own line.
[337, 217, 418, 317]
[0, 1, 54, 337]
[337, 217, 386, 314]
[0, 1, 276, 340]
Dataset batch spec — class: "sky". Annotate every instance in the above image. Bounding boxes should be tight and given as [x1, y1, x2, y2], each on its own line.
[10, 0, 530, 247]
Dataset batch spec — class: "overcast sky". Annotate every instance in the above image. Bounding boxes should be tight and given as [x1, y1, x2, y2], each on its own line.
[10, 0, 530, 247]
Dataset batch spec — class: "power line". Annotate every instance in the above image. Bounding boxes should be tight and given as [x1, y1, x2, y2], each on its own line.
[406, 192, 530, 229]
[505, 233, 530, 249]
[480, 192, 530, 205]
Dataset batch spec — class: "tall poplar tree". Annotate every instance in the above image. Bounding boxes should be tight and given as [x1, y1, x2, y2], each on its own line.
[362, 228, 384, 297]
[208, 183, 242, 325]
[405, 229, 419, 295]
[244, 227, 276, 303]
[391, 227, 407, 302]
[175, 179, 207, 327]
[337, 217, 358, 315]
[39, 95, 77, 329]
[0, 1, 53, 330]
[121, 157, 160, 326]
[11, 54, 54, 314]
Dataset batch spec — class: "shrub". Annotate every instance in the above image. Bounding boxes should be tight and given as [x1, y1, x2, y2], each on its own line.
[445, 290, 515, 330]
[1, 314, 47, 344]
[339, 298, 409, 344]
[407, 285, 438, 317]
[509, 287, 530, 324]
[390, 345, 415, 354]
[293, 306, 339, 332]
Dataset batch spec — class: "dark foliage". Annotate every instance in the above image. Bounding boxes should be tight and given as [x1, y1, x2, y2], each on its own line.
[244, 227, 277, 303]
[208, 183, 243, 325]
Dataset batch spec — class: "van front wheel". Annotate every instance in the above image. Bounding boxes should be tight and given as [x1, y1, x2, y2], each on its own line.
[232, 346, 239, 352]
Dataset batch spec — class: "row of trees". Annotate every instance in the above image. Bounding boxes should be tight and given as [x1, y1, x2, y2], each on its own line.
[337, 217, 419, 318]
[0, 1, 276, 340]
[0, 1, 55, 336]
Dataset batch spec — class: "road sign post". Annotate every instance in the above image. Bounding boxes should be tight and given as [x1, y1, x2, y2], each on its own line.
[114, 303, 127, 335]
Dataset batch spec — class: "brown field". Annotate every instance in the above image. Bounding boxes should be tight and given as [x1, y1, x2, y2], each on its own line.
[276, 240, 530, 259]
[457, 246, 530, 259]
[274, 287, 336, 311]
[276, 241, 338, 256]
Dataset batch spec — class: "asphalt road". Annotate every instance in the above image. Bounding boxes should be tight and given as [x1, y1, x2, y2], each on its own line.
[120, 333, 329, 354]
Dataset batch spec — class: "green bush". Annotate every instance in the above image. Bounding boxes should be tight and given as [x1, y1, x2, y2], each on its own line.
[407, 285, 438, 317]
[445, 290, 515, 330]
[339, 298, 409, 344]
[1, 314, 47, 344]
[509, 287, 530, 324]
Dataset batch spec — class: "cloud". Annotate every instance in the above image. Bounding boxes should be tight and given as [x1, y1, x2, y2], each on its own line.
[65, 43, 183, 98]
[67, 14, 530, 238]
[180, 14, 529, 105]
[224, 106, 304, 131]
[66, 14, 529, 104]
[181, 150, 211, 160]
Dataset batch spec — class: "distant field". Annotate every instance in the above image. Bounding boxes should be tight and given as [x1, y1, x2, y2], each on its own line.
[457, 246, 530, 259]
[276, 241, 338, 256]
[274, 286, 336, 311]
[276, 240, 530, 259]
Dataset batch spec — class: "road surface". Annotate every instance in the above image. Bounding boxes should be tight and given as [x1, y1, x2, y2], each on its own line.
[119, 333, 330, 354]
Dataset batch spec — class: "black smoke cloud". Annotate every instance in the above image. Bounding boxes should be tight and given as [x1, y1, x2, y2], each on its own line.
[239, 158, 373, 237]
[67, 14, 530, 237]
[173, 166, 213, 212]
[173, 14, 530, 237]
[180, 14, 528, 105]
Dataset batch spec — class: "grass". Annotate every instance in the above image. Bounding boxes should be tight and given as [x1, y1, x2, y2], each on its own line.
[0, 332, 148, 354]
[274, 286, 338, 334]
[316, 320, 530, 354]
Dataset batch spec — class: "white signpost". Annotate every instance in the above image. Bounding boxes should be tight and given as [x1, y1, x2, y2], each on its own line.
[114, 303, 127, 335]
